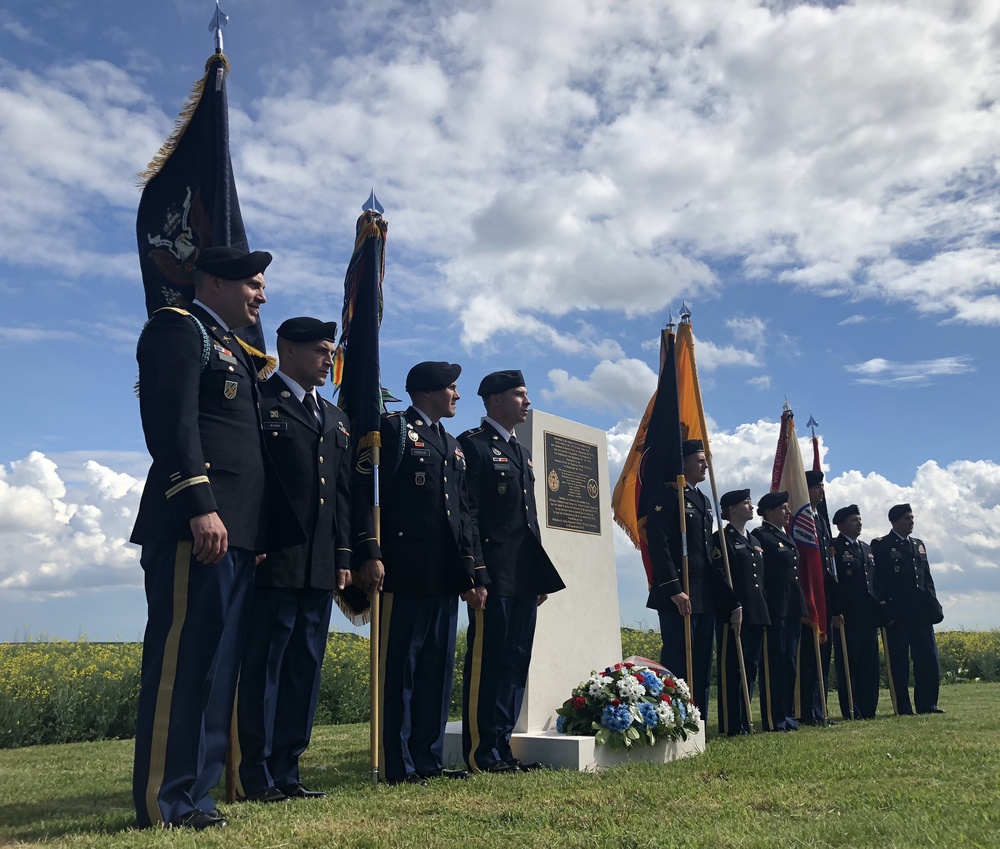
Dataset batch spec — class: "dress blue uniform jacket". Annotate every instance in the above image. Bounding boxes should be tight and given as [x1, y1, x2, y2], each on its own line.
[257, 375, 352, 588]
[871, 534, 942, 626]
[353, 407, 483, 594]
[752, 522, 807, 621]
[459, 421, 564, 597]
[645, 484, 738, 615]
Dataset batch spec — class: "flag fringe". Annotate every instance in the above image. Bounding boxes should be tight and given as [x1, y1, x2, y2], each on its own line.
[613, 514, 640, 548]
[136, 53, 231, 188]
[358, 432, 382, 450]
[232, 336, 277, 378]
[334, 592, 371, 627]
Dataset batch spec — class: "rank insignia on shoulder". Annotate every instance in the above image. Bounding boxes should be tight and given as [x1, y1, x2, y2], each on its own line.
[280, 390, 291, 399]
[407, 430, 419, 442]
[270, 410, 280, 419]
[224, 380, 238, 399]
[415, 472, 426, 486]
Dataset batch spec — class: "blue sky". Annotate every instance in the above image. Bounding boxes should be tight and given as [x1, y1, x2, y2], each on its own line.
[2, 0, 999, 640]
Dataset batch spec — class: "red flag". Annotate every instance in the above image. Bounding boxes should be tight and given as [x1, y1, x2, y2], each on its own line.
[771, 408, 827, 636]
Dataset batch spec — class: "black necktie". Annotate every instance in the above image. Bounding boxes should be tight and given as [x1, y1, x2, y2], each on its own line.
[303, 393, 322, 426]
[430, 421, 445, 451]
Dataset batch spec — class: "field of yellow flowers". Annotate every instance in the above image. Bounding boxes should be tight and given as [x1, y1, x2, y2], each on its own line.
[0, 628, 996, 749]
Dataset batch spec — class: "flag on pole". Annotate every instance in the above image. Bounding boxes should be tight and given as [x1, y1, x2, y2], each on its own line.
[771, 408, 827, 636]
[136, 53, 273, 373]
[330, 206, 388, 625]
[612, 328, 683, 587]
[334, 208, 387, 446]
[612, 330, 671, 548]
[675, 318, 711, 453]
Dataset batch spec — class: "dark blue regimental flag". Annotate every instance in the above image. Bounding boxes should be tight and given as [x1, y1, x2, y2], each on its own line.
[136, 54, 271, 371]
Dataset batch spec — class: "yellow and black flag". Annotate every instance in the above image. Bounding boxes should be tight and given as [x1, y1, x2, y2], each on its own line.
[135, 52, 271, 371]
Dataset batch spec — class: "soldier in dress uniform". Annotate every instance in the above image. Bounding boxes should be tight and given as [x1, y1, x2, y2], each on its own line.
[871, 503, 944, 715]
[645, 440, 740, 716]
[714, 489, 769, 737]
[131, 246, 301, 830]
[235, 317, 354, 804]
[753, 491, 807, 732]
[831, 504, 889, 719]
[352, 362, 487, 785]
[796, 470, 842, 726]
[459, 370, 565, 773]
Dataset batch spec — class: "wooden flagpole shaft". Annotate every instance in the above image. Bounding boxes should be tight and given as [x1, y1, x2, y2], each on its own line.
[676, 475, 693, 697]
[813, 625, 828, 723]
[705, 459, 754, 730]
[838, 622, 854, 719]
[881, 627, 899, 715]
[369, 444, 381, 787]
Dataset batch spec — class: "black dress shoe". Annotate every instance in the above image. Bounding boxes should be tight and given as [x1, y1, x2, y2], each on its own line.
[169, 809, 228, 830]
[920, 707, 946, 714]
[483, 761, 517, 774]
[417, 768, 470, 780]
[385, 774, 429, 786]
[239, 786, 292, 803]
[278, 783, 327, 799]
[506, 758, 545, 772]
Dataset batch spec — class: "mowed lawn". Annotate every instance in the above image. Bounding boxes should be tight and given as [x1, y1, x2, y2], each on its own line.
[0, 684, 998, 849]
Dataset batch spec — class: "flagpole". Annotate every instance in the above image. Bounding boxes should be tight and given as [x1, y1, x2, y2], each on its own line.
[812, 625, 828, 723]
[706, 461, 755, 730]
[676, 474, 693, 697]
[369, 446, 381, 787]
[881, 628, 899, 715]
[838, 623, 854, 719]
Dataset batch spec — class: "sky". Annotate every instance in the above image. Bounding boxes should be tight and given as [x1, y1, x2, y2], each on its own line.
[1, 0, 999, 641]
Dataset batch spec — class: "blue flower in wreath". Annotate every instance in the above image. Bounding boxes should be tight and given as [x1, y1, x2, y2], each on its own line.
[642, 671, 663, 695]
[638, 701, 659, 728]
[556, 715, 567, 732]
[678, 701, 687, 722]
[600, 704, 632, 732]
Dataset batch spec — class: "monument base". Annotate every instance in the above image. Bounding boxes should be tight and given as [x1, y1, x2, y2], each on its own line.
[442, 720, 705, 772]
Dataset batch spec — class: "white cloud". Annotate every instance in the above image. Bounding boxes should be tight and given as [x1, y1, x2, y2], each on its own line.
[0, 452, 142, 599]
[845, 355, 975, 386]
[544, 358, 657, 414]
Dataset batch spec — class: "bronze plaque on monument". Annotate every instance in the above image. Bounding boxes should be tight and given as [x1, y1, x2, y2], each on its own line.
[543, 431, 601, 534]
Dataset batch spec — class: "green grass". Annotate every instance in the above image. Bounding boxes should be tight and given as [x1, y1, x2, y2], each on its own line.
[1, 685, 997, 848]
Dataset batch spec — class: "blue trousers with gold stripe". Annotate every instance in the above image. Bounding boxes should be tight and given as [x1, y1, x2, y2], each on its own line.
[236, 586, 333, 796]
[378, 592, 458, 782]
[758, 618, 800, 732]
[132, 541, 255, 827]
[462, 595, 537, 771]
[716, 622, 762, 736]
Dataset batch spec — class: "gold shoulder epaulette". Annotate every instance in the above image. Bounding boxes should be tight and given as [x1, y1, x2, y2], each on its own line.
[152, 306, 191, 317]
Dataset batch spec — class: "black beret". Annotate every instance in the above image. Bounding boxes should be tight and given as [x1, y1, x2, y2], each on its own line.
[832, 504, 860, 525]
[805, 470, 824, 488]
[478, 370, 525, 398]
[720, 489, 751, 508]
[682, 439, 704, 457]
[888, 503, 912, 522]
[276, 316, 338, 343]
[194, 246, 272, 280]
[757, 491, 789, 512]
[405, 361, 462, 393]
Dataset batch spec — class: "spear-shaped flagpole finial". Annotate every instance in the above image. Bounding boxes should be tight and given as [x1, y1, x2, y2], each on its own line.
[209, 1, 229, 54]
[783, 398, 791, 414]
[806, 415, 819, 438]
[363, 188, 385, 216]
[665, 308, 675, 332]
[680, 302, 692, 322]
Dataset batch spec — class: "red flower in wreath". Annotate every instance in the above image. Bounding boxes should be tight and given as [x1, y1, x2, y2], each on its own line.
[573, 696, 586, 710]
